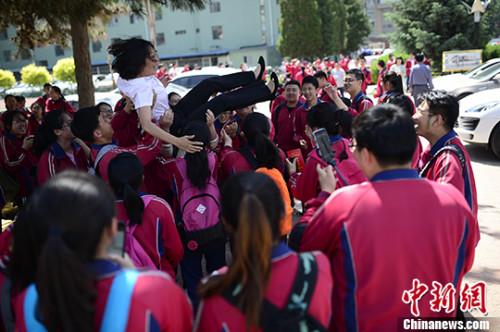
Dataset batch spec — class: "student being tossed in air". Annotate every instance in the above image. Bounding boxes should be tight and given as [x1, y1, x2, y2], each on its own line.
[108, 152, 183, 279]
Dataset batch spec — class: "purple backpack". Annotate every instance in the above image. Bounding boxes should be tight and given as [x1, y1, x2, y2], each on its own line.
[176, 153, 225, 251]
[123, 195, 158, 269]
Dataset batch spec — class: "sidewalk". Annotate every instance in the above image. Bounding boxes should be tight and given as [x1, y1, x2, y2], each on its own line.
[463, 143, 500, 330]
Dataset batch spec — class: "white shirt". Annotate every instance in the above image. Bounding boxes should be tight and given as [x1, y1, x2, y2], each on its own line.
[117, 76, 169, 122]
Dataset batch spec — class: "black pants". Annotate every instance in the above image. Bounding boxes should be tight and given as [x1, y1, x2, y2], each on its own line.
[171, 71, 271, 134]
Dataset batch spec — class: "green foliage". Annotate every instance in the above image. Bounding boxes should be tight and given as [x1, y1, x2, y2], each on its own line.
[370, 51, 410, 84]
[0, 70, 16, 89]
[344, 0, 371, 53]
[53, 57, 76, 82]
[278, 0, 370, 58]
[20, 64, 51, 86]
[388, 0, 498, 71]
[483, 44, 500, 61]
[278, 0, 322, 58]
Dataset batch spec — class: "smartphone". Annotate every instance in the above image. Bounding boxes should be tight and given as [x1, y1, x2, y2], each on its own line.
[312, 128, 336, 166]
[109, 222, 125, 257]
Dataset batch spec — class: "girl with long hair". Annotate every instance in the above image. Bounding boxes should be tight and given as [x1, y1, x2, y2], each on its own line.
[195, 172, 332, 331]
[11, 171, 192, 332]
[34, 109, 88, 184]
[45, 86, 75, 114]
[108, 152, 183, 278]
[165, 121, 226, 308]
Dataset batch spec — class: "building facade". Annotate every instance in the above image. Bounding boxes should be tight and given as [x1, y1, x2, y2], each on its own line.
[364, 0, 396, 47]
[0, 0, 281, 75]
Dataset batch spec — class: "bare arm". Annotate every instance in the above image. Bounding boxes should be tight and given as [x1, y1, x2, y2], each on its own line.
[138, 106, 202, 153]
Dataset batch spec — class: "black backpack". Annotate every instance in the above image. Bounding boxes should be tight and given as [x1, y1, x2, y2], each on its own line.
[223, 253, 328, 332]
[420, 144, 466, 178]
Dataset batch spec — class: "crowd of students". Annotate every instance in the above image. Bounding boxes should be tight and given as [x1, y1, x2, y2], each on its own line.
[0, 37, 479, 332]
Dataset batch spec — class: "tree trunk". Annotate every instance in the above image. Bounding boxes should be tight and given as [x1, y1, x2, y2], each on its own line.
[145, 0, 157, 47]
[70, 18, 95, 108]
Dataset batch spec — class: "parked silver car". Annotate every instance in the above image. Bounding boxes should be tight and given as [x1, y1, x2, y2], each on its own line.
[433, 58, 500, 100]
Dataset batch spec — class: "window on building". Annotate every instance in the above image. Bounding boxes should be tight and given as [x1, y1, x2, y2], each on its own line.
[111, 38, 120, 45]
[92, 40, 102, 53]
[155, 9, 163, 20]
[130, 14, 135, 24]
[109, 17, 119, 27]
[55, 45, 65, 56]
[209, 1, 221, 13]
[175, 30, 186, 35]
[37, 60, 48, 67]
[19, 49, 31, 60]
[3, 50, 12, 62]
[196, 28, 200, 33]
[156, 33, 165, 45]
[212, 25, 223, 40]
[0, 29, 7, 40]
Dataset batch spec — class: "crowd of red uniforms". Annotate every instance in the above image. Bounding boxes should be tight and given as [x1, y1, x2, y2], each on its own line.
[0, 63, 479, 332]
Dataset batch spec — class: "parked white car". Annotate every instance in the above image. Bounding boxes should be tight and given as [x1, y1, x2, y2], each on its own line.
[5, 83, 42, 97]
[52, 81, 77, 95]
[93, 73, 119, 92]
[165, 67, 240, 98]
[433, 58, 500, 100]
[455, 88, 500, 159]
[66, 89, 123, 110]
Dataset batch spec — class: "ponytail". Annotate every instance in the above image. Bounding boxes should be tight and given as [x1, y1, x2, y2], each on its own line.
[108, 152, 145, 225]
[37, 234, 95, 332]
[186, 149, 210, 189]
[123, 183, 144, 225]
[199, 194, 273, 327]
[254, 132, 280, 169]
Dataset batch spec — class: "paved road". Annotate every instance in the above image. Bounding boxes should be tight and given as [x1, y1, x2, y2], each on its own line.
[463, 143, 500, 328]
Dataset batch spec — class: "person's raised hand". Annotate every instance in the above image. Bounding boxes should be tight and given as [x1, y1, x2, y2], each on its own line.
[160, 109, 174, 131]
[286, 158, 298, 175]
[220, 129, 232, 147]
[316, 164, 337, 193]
[176, 135, 204, 153]
[206, 109, 215, 127]
[22, 135, 34, 150]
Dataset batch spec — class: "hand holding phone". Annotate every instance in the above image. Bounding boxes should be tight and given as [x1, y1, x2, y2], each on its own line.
[312, 128, 336, 166]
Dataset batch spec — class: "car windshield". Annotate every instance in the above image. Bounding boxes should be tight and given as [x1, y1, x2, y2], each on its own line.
[172, 75, 217, 89]
[470, 62, 500, 80]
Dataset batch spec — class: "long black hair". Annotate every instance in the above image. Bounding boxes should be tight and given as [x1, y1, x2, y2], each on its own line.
[108, 38, 155, 79]
[382, 71, 404, 95]
[183, 121, 211, 189]
[50, 86, 65, 100]
[108, 152, 145, 225]
[33, 109, 66, 156]
[241, 112, 280, 169]
[9, 171, 116, 332]
[199, 172, 284, 327]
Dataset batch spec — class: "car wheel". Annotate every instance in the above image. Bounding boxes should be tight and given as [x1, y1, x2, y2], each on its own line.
[489, 123, 500, 160]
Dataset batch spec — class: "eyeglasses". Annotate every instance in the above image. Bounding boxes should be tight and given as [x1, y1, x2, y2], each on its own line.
[344, 78, 359, 83]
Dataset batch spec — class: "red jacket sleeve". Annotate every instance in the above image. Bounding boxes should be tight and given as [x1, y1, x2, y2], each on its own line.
[111, 110, 139, 148]
[36, 150, 52, 185]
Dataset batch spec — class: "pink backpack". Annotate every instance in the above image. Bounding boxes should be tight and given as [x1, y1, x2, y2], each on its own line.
[176, 153, 225, 251]
[123, 195, 158, 269]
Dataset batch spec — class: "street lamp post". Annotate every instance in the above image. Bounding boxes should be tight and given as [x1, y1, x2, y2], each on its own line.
[470, 0, 486, 47]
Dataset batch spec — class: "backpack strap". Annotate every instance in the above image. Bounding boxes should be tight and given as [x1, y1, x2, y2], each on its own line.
[420, 144, 466, 178]
[90, 144, 118, 176]
[23, 269, 140, 332]
[260, 252, 324, 332]
[99, 269, 140, 332]
[23, 285, 46, 332]
[222, 252, 326, 332]
[1, 277, 15, 332]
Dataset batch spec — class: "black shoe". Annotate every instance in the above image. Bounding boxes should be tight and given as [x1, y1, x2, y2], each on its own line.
[257, 56, 265, 81]
[270, 72, 280, 98]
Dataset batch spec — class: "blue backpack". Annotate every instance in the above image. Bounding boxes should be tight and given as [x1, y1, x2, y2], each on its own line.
[23, 269, 139, 332]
